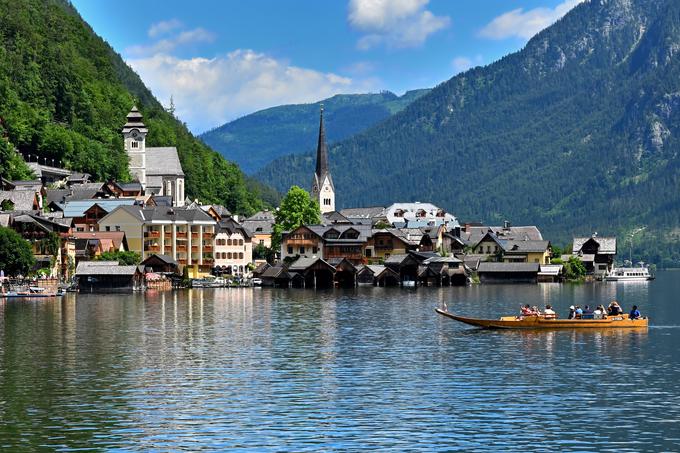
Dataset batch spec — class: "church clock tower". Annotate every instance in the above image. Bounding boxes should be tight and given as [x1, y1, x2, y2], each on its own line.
[122, 106, 148, 186]
[311, 105, 335, 214]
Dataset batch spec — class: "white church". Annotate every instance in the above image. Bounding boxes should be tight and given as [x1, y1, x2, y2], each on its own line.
[310, 106, 335, 214]
[122, 106, 185, 207]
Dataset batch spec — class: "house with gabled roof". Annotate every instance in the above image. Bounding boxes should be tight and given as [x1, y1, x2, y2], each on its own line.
[572, 235, 616, 276]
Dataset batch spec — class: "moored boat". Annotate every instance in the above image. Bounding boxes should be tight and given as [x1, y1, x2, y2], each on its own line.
[605, 266, 654, 281]
[435, 308, 648, 329]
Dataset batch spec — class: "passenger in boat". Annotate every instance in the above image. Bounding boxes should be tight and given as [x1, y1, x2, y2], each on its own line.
[629, 305, 641, 320]
[531, 306, 541, 315]
[593, 305, 603, 319]
[575, 306, 583, 319]
[608, 301, 623, 316]
[567, 305, 576, 319]
[520, 304, 533, 316]
[543, 305, 556, 319]
[581, 305, 594, 319]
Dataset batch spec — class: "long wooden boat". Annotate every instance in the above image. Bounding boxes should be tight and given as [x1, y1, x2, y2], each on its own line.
[435, 308, 648, 329]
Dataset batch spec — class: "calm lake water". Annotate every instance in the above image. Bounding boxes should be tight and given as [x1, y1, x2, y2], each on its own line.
[1, 272, 679, 451]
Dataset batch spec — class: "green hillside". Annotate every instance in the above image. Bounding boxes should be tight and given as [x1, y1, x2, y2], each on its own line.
[0, 0, 269, 214]
[200, 89, 429, 174]
[257, 0, 680, 266]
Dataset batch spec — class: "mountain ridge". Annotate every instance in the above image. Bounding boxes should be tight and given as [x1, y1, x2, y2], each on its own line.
[256, 0, 680, 266]
[199, 89, 430, 174]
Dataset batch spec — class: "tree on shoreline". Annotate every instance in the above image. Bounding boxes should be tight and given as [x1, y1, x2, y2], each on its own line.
[0, 227, 35, 276]
[272, 186, 321, 251]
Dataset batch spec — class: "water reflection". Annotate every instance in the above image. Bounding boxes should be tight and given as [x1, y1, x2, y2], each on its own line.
[0, 274, 677, 450]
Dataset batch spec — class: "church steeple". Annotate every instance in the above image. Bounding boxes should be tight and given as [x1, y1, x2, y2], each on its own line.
[316, 105, 329, 177]
[311, 105, 335, 213]
[122, 106, 148, 186]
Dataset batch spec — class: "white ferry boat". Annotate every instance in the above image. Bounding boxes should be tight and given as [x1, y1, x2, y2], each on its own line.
[605, 266, 654, 281]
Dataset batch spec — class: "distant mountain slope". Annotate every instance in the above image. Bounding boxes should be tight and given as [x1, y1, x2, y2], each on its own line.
[0, 0, 269, 214]
[200, 90, 429, 174]
[256, 0, 680, 265]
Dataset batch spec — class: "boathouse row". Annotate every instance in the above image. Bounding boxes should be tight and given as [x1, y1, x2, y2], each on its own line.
[254, 252, 470, 289]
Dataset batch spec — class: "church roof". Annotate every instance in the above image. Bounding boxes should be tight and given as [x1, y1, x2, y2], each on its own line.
[146, 147, 185, 176]
[122, 106, 148, 133]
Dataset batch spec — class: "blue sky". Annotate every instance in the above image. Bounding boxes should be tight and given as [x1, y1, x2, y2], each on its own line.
[72, 0, 582, 133]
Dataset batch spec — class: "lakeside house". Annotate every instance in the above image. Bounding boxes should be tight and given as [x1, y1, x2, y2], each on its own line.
[571, 235, 617, 277]
[75, 261, 143, 292]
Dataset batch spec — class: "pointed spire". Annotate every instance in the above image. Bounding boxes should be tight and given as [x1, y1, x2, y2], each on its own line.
[315, 104, 328, 177]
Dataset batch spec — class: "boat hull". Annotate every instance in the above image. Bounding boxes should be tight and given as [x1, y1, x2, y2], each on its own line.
[435, 308, 648, 329]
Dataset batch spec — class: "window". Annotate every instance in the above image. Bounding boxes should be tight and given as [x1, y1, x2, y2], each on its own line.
[259, 240, 264, 245]
[227, 252, 232, 259]
[227, 239, 232, 246]
[312, 247, 318, 254]
[105, 226, 111, 232]
[366, 249, 372, 257]
[115, 226, 121, 232]
[239, 239, 243, 246]
[239, 252, 244, 259]
[300, 246, 305, 254]
[287, 246, 293, 254]
[130, 141, 139, 149]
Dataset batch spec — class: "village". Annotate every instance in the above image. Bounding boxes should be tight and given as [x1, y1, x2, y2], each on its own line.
[0, 107, 619, 292]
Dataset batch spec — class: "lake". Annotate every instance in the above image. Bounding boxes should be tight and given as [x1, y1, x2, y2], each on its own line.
[1, 272, 679, 451]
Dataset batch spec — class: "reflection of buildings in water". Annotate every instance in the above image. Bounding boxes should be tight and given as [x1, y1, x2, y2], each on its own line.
[539, 282, 561, 306]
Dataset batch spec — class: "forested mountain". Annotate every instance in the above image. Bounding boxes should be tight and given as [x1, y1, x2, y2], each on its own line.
[0, 0, 271, 214]
[200, 90, 429, 174]
[257, 0, 680, 266]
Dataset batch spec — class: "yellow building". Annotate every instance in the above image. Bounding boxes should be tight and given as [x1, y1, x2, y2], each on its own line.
[99, 205, 217, 277]
[473, 232, 551, 264]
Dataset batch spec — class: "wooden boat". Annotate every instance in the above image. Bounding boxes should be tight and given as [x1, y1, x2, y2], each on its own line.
[435, 308, 648, 329]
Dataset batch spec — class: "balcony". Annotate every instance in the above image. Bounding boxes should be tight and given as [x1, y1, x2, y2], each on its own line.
[176, 245, 187, 252]
[144, 231, 161, 238]
[146, 245, 160, 253]
[191, 245, 199, 252]
[203, 258, 214, 265]
[204, 245, 213, 252]
[178, 259, 187, 265]
[191, 232, 199, 239]
[176, 232, 187, 239]
[203, 233, 213, 240]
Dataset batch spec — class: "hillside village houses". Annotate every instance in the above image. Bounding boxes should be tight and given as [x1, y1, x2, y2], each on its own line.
[0, 104, 619, 289]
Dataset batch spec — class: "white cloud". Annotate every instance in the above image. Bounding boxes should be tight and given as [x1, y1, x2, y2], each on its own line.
[127, 50, 379, 133]
[348, 0, 450, 49]
[451, 55, 483, 74]
[126, 27, 216, 57]
[148, 19, 183, 38]
[479, 0, 584, 40]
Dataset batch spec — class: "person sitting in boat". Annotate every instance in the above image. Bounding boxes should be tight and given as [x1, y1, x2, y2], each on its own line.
[608, 301, 623, 315]
[520, 304, 535, 316]
[574, 306, 583, 319]
[543, 304, 556, 319]
[581, 305, 595, 319]
[629, 305, 641, 320]
[567, 305, 576, 319]
[531, 306, 541, 315]
[593, 304, 607, 320]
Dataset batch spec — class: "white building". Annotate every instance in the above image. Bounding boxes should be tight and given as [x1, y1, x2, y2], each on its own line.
[384, 202, 459, 229]
[213, 217, 253, 276]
